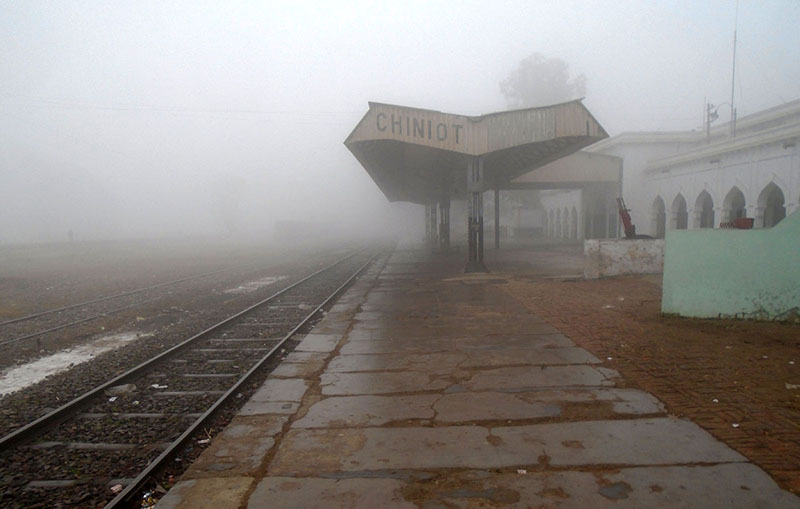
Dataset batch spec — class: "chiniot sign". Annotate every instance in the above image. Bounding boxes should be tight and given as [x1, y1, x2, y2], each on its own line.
[375, 112, 464, 145]
[345, 103, 478, 153]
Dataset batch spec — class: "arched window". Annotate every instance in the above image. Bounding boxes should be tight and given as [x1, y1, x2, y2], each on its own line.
[652, 196, 666, 238]
[722, 186, 747, 223]
[672, 194, 688, 230]
[571, 206, 578, 239]
[562, 207, 569, 238]
[555, 209, 562, 238]
[758, 182, 786, 228]
[695, 190, 715, 228]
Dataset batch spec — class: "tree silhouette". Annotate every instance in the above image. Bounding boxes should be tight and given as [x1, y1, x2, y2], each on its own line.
[500, 53, 587, 108]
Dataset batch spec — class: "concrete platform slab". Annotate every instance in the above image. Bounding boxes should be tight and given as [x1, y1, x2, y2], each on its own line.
[295, 388, 664, 428]
[249, 378, 308, 403]
[327, 347, 597, 374]
[269, 418, 744, 475]
[514, 387, 665, 415]
[404, 464, 798, 508]
[282, 351, 328, 363]
[269, 360, 322, 378]
[493, 417, 746, 466]
[327, 352, 467, 374]
[238, 400, 299, 416]
[268, 426, 512, 474]
[433, 392, 562, 422]
[459, 347, 600, 366]
[349, 321, 561, 338]
[183, 415, 286, 478]
[248, 477, 415, 509]
[295, 394, 438, 427]
[354, 311, 385, 320]
[156, 476, 252, 509]
[320, 371, 451, 396]
[464, 365, 619, 391]
[327, 304, 352, 313]
[310, 320, 350, 335]
[340, 334, 574, 354]
[295, 334, 340, 353]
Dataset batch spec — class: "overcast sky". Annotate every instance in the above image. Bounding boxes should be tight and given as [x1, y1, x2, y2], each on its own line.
[1, 1, 798, 243]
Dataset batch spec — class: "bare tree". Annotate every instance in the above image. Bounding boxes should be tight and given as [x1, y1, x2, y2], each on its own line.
[500, 53, 587, 108]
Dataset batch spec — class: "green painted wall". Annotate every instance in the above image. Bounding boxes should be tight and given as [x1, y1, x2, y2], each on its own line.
[662, 210, 800, 320]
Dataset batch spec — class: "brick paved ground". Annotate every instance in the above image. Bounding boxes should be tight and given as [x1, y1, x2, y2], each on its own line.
[502, 273, 800, 493]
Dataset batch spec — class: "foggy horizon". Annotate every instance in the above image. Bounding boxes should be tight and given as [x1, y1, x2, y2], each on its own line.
[2, 1, 799, 245]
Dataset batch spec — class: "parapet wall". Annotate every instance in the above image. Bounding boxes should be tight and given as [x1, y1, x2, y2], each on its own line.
[662, 211, 800, 321]
[584, 239, 665, 279]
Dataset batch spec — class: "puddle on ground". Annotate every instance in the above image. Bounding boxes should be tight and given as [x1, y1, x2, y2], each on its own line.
[224, 276, 287, 294]
[0, 332, 151, 396]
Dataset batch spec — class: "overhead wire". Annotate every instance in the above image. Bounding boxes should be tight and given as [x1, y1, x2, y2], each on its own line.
[0, 93, 361, 123]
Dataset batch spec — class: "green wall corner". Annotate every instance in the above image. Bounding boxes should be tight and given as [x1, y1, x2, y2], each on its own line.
[662, 210, 800, 320]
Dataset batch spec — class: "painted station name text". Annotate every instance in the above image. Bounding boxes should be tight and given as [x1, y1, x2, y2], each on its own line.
[377, 113, 463, 144]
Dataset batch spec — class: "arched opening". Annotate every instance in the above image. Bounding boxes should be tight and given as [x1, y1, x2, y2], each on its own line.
[722, 186, 746, 223]
[555, 209, 562, 238]
[652, 196, 666, 238]
[571, 206, 578, 239]
[584, 199, 612, 239]
[562, 207, 569, 238]
[584, 210, 592, 239]
[758, 182, 786, 228]
[672, 194, 688, 230]
[591, 202, 607, 238]
[548, 210, 554, 237]
[695, 190, 715, 228]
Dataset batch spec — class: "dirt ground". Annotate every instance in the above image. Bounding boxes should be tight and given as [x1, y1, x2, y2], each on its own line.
[0, 238, 279, 319]
[0, 237, 341, 320]
[502, 271, 800, 494]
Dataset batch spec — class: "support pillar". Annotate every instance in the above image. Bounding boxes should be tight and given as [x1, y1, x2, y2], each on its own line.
[494, 188, 500, 249]
[428, 203, 438, 247]
[753, 206, 766, 229]
[438, 199, 450, 250]
[424, 204, 431, 243]
[466, 156, 487, 272]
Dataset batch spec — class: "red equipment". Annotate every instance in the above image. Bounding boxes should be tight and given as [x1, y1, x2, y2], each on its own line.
[616, 197, 637, 238]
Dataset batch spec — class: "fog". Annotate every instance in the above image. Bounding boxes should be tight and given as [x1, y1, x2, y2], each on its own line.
[1, 1, 798, 244]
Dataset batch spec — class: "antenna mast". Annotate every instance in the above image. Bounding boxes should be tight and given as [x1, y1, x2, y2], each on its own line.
[730, 0, 739, 137]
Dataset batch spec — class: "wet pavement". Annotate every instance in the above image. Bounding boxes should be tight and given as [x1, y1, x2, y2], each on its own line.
[157, 247, 799, 508]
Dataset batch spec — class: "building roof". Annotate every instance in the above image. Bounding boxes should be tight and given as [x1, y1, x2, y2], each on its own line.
[586, 131, 702, 152]
[587, 99, 800, 155]
[344, 100, 608, 204]
[645, 120, 800, 173]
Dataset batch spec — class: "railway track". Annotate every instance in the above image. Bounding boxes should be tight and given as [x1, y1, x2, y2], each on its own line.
[0, 256, 317, 349]
[0, 267, 233, 329]
[0, 248, 382, 508]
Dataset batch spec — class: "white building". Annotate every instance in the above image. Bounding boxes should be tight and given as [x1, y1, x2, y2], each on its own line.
[542, 100, 800, 239]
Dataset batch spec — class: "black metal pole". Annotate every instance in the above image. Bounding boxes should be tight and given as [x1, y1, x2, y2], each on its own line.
[494, 188, 500, 249]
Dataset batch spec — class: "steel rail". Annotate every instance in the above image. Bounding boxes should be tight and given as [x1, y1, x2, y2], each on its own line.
[0, 250, 361, 451]
[0, 298, 160, 348]
[105, 249, 382, 508]
[0, 267, 236, 328]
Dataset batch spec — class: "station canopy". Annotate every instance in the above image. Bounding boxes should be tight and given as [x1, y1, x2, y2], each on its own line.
[345, 100, 609, 204]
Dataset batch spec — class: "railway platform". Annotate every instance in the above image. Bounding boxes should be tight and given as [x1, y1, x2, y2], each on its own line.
[157, 246, 797, 508]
